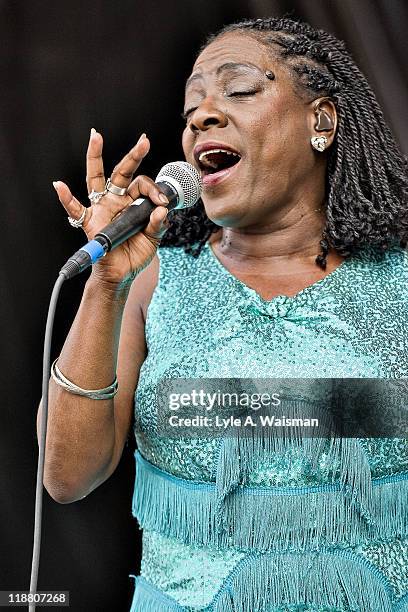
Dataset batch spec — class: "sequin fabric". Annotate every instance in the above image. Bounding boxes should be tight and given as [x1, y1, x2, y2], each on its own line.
[140, 529, 246, 609]
[132, 242, 408, 611]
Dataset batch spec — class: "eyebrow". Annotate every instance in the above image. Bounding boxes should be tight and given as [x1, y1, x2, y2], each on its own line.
[185, 62, 264, 90]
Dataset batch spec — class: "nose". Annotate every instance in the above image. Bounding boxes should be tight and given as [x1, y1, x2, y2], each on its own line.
[189, 96, 228, 132]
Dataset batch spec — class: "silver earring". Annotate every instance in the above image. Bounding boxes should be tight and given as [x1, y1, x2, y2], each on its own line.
[311, 135, 328, 152]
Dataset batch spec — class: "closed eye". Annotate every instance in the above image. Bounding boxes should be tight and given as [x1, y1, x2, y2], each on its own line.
[182, 90, 258, 121]
[227, 90, 258, 97]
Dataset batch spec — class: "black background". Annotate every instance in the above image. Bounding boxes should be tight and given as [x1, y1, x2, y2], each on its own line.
[1, 1, 407, 610]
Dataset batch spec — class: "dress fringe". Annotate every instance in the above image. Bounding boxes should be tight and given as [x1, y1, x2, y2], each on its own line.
[132, 450, 408, 552]
[129, 548, 398, 611]
[215, 399, 374, 531]
[210, 549, 394, 611]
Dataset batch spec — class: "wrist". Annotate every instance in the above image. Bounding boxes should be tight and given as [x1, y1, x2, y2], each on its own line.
[85, 273, 133, 304]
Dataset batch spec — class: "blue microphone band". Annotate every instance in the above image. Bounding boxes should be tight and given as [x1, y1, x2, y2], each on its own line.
[60, 237, 108, 279]
[80, 239, 106, 263]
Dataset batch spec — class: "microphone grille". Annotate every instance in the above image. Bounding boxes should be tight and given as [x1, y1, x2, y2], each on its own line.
[156, 161, 202, 208]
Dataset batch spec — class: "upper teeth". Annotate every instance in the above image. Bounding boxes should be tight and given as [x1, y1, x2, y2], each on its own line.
[198, 148, 240, 168]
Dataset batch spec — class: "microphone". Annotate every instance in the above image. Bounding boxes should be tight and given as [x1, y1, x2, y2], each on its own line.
[60, 161, 202, 279]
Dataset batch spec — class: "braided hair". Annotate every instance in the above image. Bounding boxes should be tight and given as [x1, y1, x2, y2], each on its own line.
[161, 17, 408, 268]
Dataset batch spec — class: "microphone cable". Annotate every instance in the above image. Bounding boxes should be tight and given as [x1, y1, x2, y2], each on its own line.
[29, 272, 67, 612]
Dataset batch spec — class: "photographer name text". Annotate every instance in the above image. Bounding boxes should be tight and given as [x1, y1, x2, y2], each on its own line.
[167, 414, 319, 428]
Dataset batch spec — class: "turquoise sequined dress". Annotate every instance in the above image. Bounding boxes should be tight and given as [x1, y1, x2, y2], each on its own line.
[129, 241, 408, 611]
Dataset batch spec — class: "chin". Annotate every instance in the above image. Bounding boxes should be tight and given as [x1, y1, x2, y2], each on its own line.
[202, 196, 245, 227]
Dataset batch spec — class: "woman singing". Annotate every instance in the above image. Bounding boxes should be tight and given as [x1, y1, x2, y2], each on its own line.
[39, 17, 408, 611]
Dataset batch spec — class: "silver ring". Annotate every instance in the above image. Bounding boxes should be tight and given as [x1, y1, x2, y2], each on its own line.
[88, 189, 106, 204]
[68, 207, 86, 228]
[106, 178, 127, 196]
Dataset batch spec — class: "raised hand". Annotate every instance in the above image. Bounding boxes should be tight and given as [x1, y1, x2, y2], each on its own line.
[53, 129, 169, 286]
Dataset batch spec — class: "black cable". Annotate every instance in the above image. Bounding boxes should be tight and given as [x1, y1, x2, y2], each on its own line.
[29, 272, 67, 612]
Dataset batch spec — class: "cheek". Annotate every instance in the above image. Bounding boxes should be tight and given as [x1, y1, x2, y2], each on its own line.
[243, 104, 290, 164]
[256, 108, 309, 167]
[181, 128, 193, 161]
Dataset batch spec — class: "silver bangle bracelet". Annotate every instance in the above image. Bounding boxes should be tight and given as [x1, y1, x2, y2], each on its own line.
[51, 359, 118, 400]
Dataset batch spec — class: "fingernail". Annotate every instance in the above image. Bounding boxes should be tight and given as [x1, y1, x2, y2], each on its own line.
[52, 181, 59, 189]
[137, 133, 146, 145]
[159, 193, 169, 204]
[90, 127, 97, 138]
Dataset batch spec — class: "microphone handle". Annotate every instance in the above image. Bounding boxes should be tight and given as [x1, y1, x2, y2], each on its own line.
[96, 181, 177, 250]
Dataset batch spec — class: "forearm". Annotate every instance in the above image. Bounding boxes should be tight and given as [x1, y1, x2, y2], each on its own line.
[37, 276, 131, 503]
[42, 129, 165, 503]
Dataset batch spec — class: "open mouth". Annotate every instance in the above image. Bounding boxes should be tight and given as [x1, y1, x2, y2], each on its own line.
[196, 148, 242, 178]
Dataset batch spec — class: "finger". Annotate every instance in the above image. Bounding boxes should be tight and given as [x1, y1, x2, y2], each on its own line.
[110, 134, 150, 189]
[86, 128, 105, 194]
[127, 174, 169, 206]
[143, 205, 169, 241]
[53, 181, 88, 223]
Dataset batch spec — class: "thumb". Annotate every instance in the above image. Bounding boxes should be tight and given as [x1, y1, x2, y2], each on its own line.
[143, 205, 169, 241]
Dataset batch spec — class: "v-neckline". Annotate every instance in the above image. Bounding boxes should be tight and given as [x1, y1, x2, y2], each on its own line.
[204, 240, 352, 307]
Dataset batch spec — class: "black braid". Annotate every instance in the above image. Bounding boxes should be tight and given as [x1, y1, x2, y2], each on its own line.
[161, 17, 408, 268]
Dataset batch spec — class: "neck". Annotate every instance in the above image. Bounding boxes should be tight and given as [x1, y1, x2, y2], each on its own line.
[210, 200, 328, 270]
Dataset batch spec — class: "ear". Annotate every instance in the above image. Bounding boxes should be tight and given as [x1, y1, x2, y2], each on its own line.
[308, 96, 337, 148]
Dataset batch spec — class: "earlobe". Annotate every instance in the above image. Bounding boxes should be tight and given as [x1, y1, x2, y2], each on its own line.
[311, 135, 329, 152]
